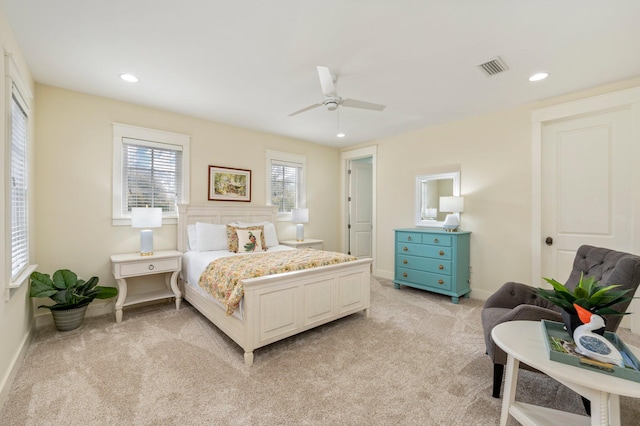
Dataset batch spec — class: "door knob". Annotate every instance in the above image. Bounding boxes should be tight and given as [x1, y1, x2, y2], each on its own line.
[545, 237, 553, 246]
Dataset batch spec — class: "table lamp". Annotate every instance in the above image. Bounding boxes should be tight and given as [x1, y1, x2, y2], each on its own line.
[131, 207, 162, 255]
[439, 196, 464, 232]
[291, 208, 309, 241]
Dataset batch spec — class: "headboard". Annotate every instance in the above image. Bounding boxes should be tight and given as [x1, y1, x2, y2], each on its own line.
[177, 204, 278, 252]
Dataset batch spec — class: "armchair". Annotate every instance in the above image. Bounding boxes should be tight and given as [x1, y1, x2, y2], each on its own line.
[482, 245, 640, 398]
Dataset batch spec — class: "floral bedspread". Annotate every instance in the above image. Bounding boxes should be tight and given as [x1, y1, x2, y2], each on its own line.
[198, 249, 358, 316]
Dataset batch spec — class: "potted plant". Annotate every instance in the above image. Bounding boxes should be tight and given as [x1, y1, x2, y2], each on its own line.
[536, 273, 633, 335]
[29, 269, 118, 331]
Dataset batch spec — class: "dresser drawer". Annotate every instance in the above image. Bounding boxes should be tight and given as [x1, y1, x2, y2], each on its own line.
[395, 267, 452, 291]
[115, 257, 180, 278]
[421, 234, 451, 247]
[396, 254, 452, 275]
[396, 232, 423, 244]
[396, 243, 452, 260]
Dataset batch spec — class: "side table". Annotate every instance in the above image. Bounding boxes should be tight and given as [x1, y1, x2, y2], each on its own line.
[110, 250, 182, 323]
[279, 239, 324, 250]
[491, 320, 640, 426]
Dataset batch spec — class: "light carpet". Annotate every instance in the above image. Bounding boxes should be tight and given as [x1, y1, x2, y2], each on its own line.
[2, 277, 640, 425]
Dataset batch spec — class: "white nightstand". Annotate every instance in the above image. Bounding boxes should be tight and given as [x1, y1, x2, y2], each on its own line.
[110, 250, 182, 323]
[279, 239, 324, 250]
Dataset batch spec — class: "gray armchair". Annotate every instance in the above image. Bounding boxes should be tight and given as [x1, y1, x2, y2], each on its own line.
[482, 245, 640, 398]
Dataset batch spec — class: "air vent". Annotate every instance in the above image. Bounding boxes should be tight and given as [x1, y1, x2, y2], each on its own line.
[477, 56, 509, 76]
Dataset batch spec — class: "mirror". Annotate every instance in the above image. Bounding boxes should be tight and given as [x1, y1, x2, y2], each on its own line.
[415, 171, 460, 227]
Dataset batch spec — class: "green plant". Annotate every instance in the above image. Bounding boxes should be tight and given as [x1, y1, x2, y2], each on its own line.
[536, 273, 633, 316]
[29, 269, 117, 310]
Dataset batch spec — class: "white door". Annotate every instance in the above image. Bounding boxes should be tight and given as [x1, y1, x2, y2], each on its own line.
[348, 159, 373, 258]
[541, 108, 633, 281]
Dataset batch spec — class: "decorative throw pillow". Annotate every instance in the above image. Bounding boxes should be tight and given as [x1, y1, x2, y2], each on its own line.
[237, 221, 279, 247]
[226, 225, 267, 252]
[236, 228, 264, 252]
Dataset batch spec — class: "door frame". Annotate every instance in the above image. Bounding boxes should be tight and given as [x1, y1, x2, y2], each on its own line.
[531, 86, 640, 330]
[340, 146, 377, 271]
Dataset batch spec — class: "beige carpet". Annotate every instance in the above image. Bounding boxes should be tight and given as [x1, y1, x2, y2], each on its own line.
[2, 277, 640, 425]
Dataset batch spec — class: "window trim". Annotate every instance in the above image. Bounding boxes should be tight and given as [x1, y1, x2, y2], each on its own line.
[265, 150, 306, 221]
[5, 52, 35, 291]
[112, 123, 190, 226]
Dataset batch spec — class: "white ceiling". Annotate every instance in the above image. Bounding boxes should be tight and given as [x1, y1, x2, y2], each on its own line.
[4, 0, 640, 148]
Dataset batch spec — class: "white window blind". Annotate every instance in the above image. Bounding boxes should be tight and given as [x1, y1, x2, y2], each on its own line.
[10, 91, 29, 279]
[121, 138, 182, 216]
[270, 160, 302, 212]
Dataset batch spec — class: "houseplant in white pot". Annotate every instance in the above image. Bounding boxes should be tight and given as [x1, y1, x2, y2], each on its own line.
[29, 269, 118, 331]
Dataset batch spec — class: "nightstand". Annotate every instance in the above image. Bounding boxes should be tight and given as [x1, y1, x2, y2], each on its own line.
[279, 239, 324, 250]
[110, 250, 182, 323]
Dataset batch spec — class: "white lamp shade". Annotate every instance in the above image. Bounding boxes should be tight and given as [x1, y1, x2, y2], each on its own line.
[131, 207, 163, 228]
[291, 208, 309, 224]
[439, 196, 464, 213]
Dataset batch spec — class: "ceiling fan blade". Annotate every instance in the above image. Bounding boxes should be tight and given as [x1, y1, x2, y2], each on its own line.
[288, 103, 322, 117]
[316, 66, 336, 97]
[341, 98, 386, 111]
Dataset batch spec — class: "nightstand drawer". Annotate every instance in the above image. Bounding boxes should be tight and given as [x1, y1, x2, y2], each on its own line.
[115, 258, 180, 278]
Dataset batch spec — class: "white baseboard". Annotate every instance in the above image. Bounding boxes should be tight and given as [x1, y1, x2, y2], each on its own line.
[0, 322, 34, 412]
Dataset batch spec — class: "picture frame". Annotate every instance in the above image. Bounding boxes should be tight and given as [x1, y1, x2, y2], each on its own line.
[208, 165, 251, 202]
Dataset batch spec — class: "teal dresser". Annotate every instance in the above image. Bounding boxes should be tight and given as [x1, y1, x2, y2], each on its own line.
[394, 228, 471, 303]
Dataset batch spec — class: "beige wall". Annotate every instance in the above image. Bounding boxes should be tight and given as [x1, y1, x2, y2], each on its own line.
[33, 84, 341, 300]
[358, 76, 640, 300]
[0, 2, 36, 408]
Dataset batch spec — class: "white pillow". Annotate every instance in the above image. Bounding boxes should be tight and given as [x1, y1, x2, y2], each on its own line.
[236, 228, 264, 252]
[237, 221, 278, 247]
[186, 224, 197, 251]
[195, 222, 228, 251]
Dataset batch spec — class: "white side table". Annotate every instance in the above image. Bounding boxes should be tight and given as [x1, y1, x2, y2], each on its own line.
[110, 250, 182, 323]
[279, 239, 324, 250]
[492, 320, 640, 426]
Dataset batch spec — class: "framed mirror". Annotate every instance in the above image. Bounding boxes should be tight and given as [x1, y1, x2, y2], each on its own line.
[415, 171, 460, 227]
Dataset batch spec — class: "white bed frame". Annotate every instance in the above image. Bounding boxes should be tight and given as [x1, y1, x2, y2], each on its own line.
[177, 204, 371, 366]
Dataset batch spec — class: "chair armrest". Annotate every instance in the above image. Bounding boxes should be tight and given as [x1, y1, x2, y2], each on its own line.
[496, 304, 562, 324]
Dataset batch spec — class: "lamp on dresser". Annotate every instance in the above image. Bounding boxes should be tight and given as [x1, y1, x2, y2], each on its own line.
[291, 208, 309, 241]
[440, 196, 464, 232]
[131, 207, 162, 256]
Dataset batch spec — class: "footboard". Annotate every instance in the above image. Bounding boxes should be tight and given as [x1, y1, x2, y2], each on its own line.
[241, 258, 371, 364]
[183, 257, 371, 366]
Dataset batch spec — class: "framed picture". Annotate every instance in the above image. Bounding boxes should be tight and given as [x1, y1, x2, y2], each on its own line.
[208, 165, 251, 202]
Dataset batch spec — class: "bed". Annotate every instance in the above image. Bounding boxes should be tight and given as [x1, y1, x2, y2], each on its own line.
[177, 204, 372, 366]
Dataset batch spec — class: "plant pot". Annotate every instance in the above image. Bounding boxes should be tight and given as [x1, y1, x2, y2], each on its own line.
[561, 309, 605, 338]
[51, 305, 88, 331]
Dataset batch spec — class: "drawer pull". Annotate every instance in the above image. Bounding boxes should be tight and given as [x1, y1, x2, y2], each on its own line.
[402, 260, 408, 264]
[407, 236, 412, 241]
[148, 264, 155, 271]
[439, 250, 444, 256]
[438, 279, 444, 285]
[439, 264, 444, 270]
[403, 247, 408, 252]
[434, 238, 439, 243]
[402, 272, 408, 278]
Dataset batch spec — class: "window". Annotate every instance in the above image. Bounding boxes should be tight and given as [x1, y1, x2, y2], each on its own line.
[5, 53, 34, 290]
[10, 91, 29, 279]
[113, 124, 190, 225]
[266, 150, 306, 220]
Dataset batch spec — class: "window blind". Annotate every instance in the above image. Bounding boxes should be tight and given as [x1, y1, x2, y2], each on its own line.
[122, 139, 182, 216]
[270, 160, 302, 212]
[11, 93, 29, 279]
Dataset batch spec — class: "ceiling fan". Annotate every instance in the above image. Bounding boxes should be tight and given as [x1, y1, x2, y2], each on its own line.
[288, 66, 386, 116]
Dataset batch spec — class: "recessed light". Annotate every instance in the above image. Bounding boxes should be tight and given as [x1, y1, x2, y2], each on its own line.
[529, 72, 549, 82]
[120, 73, 139, 83]
[336, 132, 346, 138]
